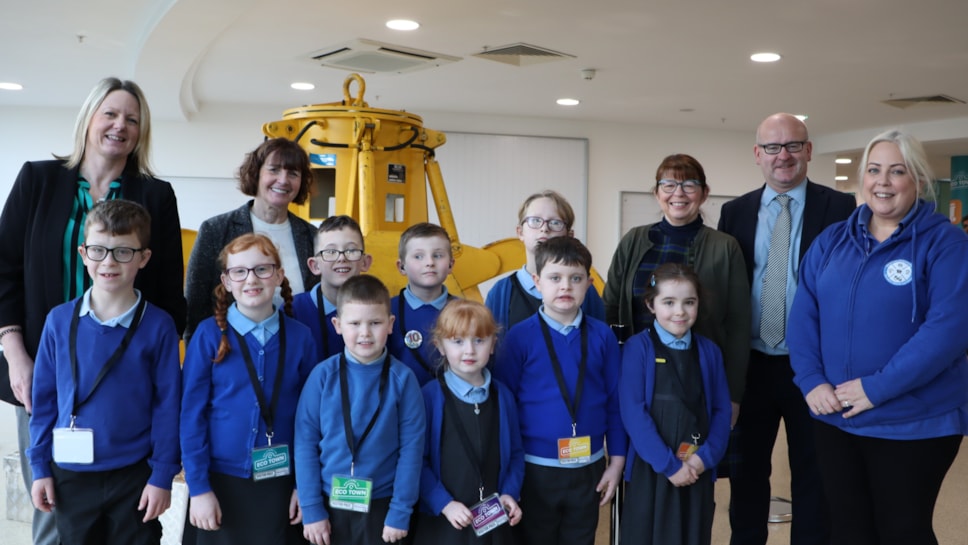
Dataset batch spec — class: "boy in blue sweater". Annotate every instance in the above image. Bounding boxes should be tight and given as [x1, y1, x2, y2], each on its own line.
[295, 274, 426, 545]
[495, 236, 626, 545]
[292, 215, 372, 362]
[28, 200, 181, 545]
[388, 222, 455, 385]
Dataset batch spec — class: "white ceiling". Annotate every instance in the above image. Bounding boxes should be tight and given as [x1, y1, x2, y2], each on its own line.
[3, 0, 968, 146]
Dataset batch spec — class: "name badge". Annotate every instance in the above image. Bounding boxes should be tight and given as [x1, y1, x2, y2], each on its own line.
[53, 427, 94, 464]
[251, 444, 290, 481]
[557, 435, 591, 465]
[676, 441, 699, 461]
[470, 493, 509, 537]
[330, 474, 372, 513]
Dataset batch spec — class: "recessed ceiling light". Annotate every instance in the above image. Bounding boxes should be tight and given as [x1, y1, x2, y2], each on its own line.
[750, 52, 781, 63]
[0, 82, 23, 91]
[291, 82, 315, 91]
[556, 98, 580, 106]
[835, 176, 849, 181]
[835, 158, 852, 165]
[386, 19, 420, 31]
[794, 114, 808, 121]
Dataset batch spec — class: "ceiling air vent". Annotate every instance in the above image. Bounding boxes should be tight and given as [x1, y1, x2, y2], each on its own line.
[473, 43, 576, 66]
[882, 94, 966, 109]
[310, 39, 461, 74]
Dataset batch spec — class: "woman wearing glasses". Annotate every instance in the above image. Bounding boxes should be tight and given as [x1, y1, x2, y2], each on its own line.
[484, 189, 605, 332]
[184, 138, 317, 344]
[0, 77, 186, 545]
[604, 154, 750, 426]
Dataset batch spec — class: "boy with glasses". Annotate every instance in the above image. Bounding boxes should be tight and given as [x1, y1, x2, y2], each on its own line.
[485, 190, 605, 332]
[28, 200, 181, 545]
[293, 215, 373, 362]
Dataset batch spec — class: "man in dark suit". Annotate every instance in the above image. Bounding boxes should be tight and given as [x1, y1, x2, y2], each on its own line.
[718, 113, 856, 545]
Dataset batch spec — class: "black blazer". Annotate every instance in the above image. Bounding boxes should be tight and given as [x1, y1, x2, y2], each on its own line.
[717, 180, 857, 286]
[0, 160, 187, 405]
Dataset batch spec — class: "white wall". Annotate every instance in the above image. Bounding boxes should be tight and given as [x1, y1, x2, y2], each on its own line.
[0, 104, 838, 274]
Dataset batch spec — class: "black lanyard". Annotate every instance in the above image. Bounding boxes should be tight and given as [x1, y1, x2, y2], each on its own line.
[438, 374, 498, 501]
[339, 352, 391, 473]
[538, 317, 588, 437]
[69, 297, 147, 419]
[315, 285, 329, 353]
[233, 313, 287, 443]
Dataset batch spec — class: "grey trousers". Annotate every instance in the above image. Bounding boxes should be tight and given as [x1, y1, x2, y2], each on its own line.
[16, 405, 59, 545]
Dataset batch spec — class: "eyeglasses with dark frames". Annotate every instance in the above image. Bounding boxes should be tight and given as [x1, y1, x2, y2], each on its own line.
[315, 249, 365, 262]
[758, 141, 807, 155]
[656, 179, 704, 194]
[224, 264, 278, 282]
[82, 245, 144, 263]
[522, 216, 567, 232]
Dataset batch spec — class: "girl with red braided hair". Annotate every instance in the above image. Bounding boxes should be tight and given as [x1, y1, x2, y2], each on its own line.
[181, 233, 317, 545]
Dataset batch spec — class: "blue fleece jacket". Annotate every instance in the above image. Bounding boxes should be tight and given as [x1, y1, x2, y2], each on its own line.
[28, 297, 181, 488]
[180, 310, 317, 495]
[788, 201, 968, 438]
[495, 313, 627, 462]
[294, 350, 426, 529]
[618, 329, 731, 481]
[419, 374, 525, 515]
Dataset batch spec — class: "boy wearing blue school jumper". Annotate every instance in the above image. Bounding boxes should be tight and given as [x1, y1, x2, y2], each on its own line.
[295, 274, 426, 545]
[388, 222, 455, 385]
[28, 200, 181, 545]
[292, 215, 372, 362]
[494, 236, 626, 545]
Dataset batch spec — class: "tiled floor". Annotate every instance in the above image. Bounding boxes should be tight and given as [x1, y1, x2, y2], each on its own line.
[4, 408, 968, 544]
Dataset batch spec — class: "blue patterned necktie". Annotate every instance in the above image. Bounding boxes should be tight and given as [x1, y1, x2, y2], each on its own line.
[760, 194, 791, 347]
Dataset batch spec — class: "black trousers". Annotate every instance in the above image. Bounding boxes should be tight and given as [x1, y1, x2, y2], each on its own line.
[516, 459, 605, 545]
[813, 421, 961, 545]
[50, 459, 161, 545]
[327, 496, 413, 545]
[728, 351, 828, 545]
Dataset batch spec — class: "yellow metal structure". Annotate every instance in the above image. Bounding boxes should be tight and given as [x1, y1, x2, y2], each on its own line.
[262, 74, 604, 300]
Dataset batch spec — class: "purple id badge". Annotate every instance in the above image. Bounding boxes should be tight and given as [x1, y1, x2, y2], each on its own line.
[470, 493, 509, 537]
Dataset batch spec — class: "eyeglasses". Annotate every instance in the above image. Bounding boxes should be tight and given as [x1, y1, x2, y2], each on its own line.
[522, 216, 567, 232]
[657, 179, 703, 194]
[758, 141, 807, 155]
[316, 249, 364, 262]
[82, 245, 144, 263]
[224, 264, 278, 282]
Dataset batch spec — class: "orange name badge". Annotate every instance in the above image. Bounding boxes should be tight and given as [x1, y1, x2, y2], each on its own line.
[557, 435, 592, 465]
[677, 441, 699, 461]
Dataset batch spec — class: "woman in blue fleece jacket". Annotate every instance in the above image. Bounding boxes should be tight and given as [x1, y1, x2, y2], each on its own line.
[788, 129, 968, 545]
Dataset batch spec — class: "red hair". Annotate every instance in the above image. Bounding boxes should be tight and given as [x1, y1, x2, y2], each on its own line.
[211, 233, 293, 363]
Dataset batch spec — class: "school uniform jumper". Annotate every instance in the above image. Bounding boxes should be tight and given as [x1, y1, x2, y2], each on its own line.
[416, 370, 524, 545]
[495, 311, 626, 545]
[485, 267, 606, 333]
[180, 308, 317, 545]
[294, 349, 426, 543]
[388, 287, 452, 386]
[619, 326, 731, 545]
[28, 293, 181, 545]
[292, 284, 344, 363]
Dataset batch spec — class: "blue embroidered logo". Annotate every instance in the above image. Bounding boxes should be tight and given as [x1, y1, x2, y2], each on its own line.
[883, 260, 912, 286]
